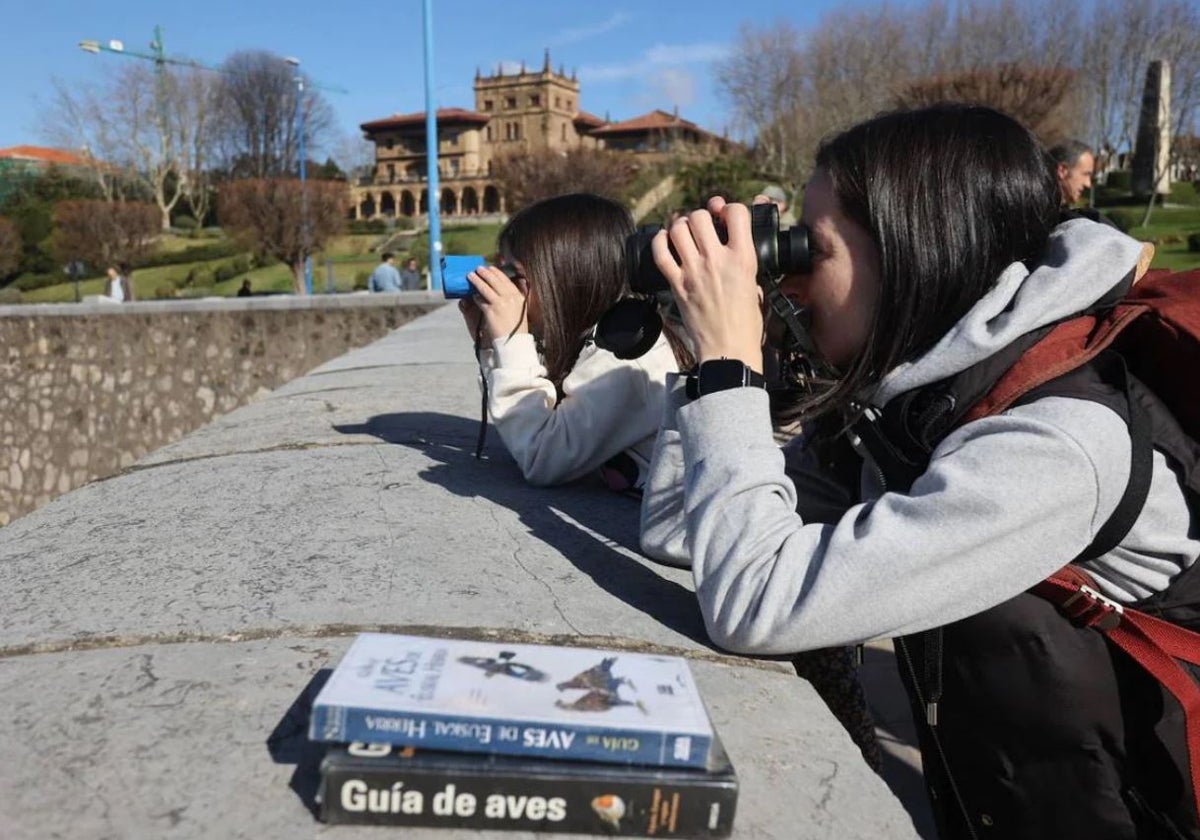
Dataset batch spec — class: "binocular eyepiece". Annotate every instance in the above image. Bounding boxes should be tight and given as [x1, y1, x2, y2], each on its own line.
[626, 202, 812, 294]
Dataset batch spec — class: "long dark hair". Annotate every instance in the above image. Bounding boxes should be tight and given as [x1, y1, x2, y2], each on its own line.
[498, 193, 635, 388]
[778, 103, 1060, 424]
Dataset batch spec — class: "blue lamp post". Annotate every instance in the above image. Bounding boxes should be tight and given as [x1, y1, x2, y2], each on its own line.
[422, 0, 443, 292]
[285, 57, 313, 296]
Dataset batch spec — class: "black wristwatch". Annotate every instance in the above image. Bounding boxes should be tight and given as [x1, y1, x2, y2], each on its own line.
[686, 359, 767, 399]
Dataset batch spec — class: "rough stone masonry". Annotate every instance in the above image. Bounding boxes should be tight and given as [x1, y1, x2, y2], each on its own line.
[0, 294, 439, 525]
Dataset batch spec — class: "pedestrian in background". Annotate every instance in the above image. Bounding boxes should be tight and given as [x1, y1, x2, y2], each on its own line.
[400, 257, 422, 291]
[367, 252, 402, 292]
[104, 262, 134, 303]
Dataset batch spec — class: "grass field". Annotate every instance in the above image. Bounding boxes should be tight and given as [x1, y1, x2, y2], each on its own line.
[1121, 205, 1200, 272]
[13, 211, 1196, 304]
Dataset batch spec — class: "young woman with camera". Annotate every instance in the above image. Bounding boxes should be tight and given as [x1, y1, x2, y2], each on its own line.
[643, 104, 1200, 837]
[458, 192, 684, 491]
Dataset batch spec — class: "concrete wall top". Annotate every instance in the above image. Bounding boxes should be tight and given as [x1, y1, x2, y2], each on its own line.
[0, 290, 443, 319]
[0, 303, 919, 839]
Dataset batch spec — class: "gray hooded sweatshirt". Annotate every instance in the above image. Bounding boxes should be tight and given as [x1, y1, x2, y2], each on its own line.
[639, 219, 1199, 654]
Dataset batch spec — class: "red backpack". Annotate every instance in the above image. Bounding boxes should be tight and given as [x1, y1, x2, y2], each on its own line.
[967, 268, 1200, 817]
[851, 264, 1200, 833]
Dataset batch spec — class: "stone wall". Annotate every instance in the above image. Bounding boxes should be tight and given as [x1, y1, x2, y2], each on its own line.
[0, 294, 441, 525]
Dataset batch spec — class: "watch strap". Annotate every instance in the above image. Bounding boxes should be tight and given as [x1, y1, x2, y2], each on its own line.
[686, 359, 766, 399]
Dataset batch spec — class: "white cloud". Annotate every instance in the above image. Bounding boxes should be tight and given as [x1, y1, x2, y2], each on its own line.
[580, 41, 730, 82]
[496, 60, 524, 75]
[654, 69, 697, 108]
[549, 12, 632, 47]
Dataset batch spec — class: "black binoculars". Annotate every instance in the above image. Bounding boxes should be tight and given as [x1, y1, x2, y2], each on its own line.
[625, 203, 812, 293]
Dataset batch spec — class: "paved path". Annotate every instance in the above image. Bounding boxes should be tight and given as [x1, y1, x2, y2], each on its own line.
[0, 303, 924, 839]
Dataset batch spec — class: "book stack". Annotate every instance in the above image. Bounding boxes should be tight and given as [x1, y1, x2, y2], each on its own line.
[309, 632, 738, 836]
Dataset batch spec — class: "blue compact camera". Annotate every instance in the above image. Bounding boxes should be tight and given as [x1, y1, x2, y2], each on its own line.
[441, 255, 520, 299]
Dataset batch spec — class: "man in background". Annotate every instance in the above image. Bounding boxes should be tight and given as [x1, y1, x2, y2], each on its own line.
[1049, 140, 1095, 207]
[399, 257, 422, 291]
[367, 252, 402, 292]
[1049, 140, 1117, 228]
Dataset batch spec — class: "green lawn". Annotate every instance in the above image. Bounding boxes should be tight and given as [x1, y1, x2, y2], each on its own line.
[1123, 206, 1200, 272]
[21, 257, 231, 302]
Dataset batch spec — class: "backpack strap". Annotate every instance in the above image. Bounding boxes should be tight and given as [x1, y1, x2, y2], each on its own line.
[1075, 361, 1154, 560]
[1033, 565, 1200, 820]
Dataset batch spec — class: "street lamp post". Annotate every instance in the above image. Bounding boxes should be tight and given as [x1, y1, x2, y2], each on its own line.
[284, 57, 313, 295]
[422, 0, 443, 292]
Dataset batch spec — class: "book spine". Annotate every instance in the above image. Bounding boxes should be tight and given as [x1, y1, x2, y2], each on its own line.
[311, 705, 713, 769]
[320, 763, 736, 836]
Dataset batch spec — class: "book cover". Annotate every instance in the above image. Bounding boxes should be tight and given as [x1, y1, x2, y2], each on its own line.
[309, 633, 715, 768]
[317, 741, 737, 836]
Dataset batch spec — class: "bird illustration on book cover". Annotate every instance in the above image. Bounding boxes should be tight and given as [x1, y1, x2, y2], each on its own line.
[555, 657, 648, 714]
[457, 650, 550, 683]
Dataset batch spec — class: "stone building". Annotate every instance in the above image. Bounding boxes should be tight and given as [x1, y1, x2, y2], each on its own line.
[351, 50, 730, 220]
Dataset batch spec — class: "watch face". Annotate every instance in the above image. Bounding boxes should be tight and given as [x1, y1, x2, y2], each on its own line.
[698, 359, 749, 395]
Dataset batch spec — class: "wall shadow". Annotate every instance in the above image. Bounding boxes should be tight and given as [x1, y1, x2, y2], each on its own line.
[266, 668, 333, 816]
[334, 411, 711, 648]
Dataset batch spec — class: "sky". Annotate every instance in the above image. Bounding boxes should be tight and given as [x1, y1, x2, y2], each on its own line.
[0, 0, 897, 158]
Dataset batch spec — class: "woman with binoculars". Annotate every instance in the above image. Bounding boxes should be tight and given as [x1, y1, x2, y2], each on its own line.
[643, 103, 1200, 838]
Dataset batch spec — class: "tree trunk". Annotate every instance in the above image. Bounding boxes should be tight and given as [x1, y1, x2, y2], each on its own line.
[1140, 189, 1157, 228]
[292, 260, 307, 296]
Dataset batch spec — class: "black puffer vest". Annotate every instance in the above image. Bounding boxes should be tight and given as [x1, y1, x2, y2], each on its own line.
[849, 346, 1200, 839]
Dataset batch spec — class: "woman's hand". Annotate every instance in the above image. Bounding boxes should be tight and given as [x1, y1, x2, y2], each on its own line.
[466, 265, 530, 342]
[650, 198, 764, 372]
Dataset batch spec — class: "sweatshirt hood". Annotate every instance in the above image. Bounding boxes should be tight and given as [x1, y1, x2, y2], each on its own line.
[871, 219, 1146, 408]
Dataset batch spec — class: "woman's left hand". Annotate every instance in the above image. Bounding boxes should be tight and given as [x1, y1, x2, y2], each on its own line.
[650, 199, 764, 372]
[467, 265, 530, 341]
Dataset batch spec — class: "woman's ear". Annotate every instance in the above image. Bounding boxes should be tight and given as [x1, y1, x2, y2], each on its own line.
[594, 297, 663, 360]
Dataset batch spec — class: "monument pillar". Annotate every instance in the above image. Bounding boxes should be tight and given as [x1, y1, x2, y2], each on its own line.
[1132, 60, 1171, 197]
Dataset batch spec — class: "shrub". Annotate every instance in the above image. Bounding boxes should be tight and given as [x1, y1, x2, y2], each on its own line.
[0, 286, 22, 305]
[13, 271, 63, 292]
[133, 239, 242, 269]
[1188, 232, 1200, 253]
[1104, 208, 1141, 233]
[212, 261, 239, 283]
[354, 270, 370, 290]
[154, 284, 177, 299]
[186, 267, 215, 288]
[172, 214, 200, 230]
[1170, 181, 1199, 206]
[348, 219, 387, 235]
[1104, 170, 1133, 192]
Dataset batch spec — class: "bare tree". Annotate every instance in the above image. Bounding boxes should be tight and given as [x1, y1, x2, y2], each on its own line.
[172, 66, 220, 224]
[42, 77, 130, 202]
[216, 178, 346, 294]
[49, 200, 160, 273]
[212, 51, 334, 180]
[716, 0, 1087, 187]
[1081, 0, 1200, 222]
[43, 61, 218, 229]
[492, 148, 635, 211]
[332, 132, 376, 186]
[895, 64, 1079, 140]
[716, 22, 808, 185]
[0, 217, 20, 280]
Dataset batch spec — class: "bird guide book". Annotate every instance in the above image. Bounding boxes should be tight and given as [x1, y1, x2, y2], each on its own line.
[317, 740, 737, 836]
[309, 633, 716, 769]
